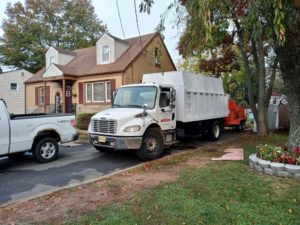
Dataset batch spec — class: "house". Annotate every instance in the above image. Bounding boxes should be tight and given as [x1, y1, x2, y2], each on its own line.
[0, 69, 33, 114]
[25, 33, 176, 114]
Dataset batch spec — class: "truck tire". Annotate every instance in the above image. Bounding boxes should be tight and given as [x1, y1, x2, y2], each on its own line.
[208, 121, 221, 141]
[94, 146, 112, 153]
[137, 128, 164, 160]
[33, 137, 59, 163]
[235, 121, 245, 132]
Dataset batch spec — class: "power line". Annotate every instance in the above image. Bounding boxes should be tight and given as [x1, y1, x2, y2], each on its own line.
[115, 0, 131, 61]
[134, 0, 143, 50]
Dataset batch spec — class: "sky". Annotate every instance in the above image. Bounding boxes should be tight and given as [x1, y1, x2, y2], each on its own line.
[0, 0, 182, 70]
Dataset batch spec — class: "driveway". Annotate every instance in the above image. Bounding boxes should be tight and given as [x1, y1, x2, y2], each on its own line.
[0, 130, 242, 205]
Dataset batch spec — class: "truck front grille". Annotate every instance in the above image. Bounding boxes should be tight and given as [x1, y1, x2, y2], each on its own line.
[92, 119, 117, 134]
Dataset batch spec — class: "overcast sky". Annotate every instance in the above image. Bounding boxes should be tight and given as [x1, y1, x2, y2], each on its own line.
[0, 0, 182, 70]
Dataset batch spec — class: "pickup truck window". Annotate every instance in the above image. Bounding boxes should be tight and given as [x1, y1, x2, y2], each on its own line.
[113, 86, 157, 109]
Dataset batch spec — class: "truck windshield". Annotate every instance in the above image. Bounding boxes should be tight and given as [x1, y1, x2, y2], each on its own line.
[113, 86, 157, 109]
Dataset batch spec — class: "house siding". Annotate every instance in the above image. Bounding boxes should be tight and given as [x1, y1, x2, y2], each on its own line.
[58, 53, 74, 65]
[115, 41, 128, 60]
[96, 34, 115, 64]
[124, 35, 176, 84]
[0, 70, 33, 114]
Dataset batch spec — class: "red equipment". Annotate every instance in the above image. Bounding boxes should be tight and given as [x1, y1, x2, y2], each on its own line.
[225, 99, 247, 131]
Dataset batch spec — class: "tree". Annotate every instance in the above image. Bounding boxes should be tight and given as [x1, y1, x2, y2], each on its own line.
[140, 0, 300, 148]
[0, 0, 107, 73]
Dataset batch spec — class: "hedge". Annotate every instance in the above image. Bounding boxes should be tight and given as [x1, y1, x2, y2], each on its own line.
[76, 112, 96, 130]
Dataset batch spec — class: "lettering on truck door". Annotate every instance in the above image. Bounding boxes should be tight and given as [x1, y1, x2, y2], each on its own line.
[158, 88, 176, 130]
[0, 101, 10, 155]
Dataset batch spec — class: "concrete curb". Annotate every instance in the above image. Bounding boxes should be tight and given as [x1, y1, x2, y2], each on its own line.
[248, 154, 300, 179]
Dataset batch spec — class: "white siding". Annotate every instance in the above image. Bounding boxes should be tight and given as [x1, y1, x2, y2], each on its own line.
[115, 41, 128, 60]
[45, 47, 59, 68]
[58, 53, 74, 65]
[0, 69, 33, 114]
[46, 47, 74, 68]
[43, 65, 63, 78]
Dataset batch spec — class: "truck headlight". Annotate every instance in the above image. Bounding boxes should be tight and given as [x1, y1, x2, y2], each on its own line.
[124, 125, 141, 132]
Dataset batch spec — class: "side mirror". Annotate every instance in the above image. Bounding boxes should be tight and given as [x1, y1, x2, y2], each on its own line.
[171, 89, 176, 102]
[143, 104, 149, 110]
[112, 89, 118, 104]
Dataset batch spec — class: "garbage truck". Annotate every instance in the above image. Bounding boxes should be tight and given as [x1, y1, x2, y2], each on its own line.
[88, 71, 229, 160]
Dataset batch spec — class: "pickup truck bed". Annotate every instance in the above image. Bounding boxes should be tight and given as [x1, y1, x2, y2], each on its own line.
[0, 99, 78, 163]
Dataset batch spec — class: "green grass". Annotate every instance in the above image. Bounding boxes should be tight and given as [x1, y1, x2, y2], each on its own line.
[69, 133, 300, 225]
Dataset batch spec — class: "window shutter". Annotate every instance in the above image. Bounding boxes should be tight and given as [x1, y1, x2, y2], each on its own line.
[46, 86, 50, 105]
[78, 82, 83, 104]
[35, 87, 39, 106]
[110, 79, 116, 100]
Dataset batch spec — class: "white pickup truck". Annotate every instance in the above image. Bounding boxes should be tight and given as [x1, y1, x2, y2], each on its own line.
[0, 99, 78, 163]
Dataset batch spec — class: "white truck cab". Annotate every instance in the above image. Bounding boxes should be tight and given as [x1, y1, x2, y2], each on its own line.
[88, 71, 229, 160]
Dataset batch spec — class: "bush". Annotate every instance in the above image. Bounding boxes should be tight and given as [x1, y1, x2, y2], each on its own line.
[77, 112, 96, 130]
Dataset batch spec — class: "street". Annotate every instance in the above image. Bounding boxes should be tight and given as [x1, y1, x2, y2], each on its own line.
[0, 131, 242, 205]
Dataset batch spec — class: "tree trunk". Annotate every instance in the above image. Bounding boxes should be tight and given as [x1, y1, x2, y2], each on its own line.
[276, 17, 300, 148]
[253, 38, 268, 135]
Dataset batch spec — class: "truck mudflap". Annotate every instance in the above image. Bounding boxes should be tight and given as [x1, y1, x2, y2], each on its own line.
[89, 134, 142, 150]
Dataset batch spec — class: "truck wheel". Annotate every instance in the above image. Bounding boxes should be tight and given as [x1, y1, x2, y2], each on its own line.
[235, 121, 245, 132]
[137, 128, 164, 160]
[94, 146, 112, 153]
[33, 137, 59, 163]
[208, 121, 221, 141]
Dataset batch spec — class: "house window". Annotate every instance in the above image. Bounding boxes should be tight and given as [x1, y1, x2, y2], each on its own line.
[49, 56, 55, 65]
[154, 47, 161, 66]
[10, 83, 18, 91]
[93, 82, 105, 102]
[102, 44, 110, 63]
[106, 81, 111, 101]
[39, 87, 45, 106]
[86, 83, 92, 102]
[85, 81, 112, 103]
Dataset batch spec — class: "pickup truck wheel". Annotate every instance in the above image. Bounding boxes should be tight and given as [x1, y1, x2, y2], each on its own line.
[208, 121, 221, 141]
[33, 137, 59, 163]
[137, 128, 164, 160]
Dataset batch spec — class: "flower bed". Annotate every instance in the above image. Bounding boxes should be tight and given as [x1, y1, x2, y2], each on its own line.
[256, 144, 300, 165]
[248, 144, 300, 179]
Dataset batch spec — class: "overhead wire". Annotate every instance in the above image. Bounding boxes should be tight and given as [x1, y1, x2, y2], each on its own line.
[115, 0, 132, 62]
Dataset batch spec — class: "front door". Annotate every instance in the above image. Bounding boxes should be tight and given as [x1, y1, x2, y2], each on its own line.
[158, 87, 176, 131]
[65, 85, 73, 113]
[0, 100, 10, 155]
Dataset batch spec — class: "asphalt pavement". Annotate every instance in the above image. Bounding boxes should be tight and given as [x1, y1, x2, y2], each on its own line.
[0, 130, 242, 205]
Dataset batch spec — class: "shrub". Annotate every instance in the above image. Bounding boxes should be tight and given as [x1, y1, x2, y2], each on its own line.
[77, 112, 96, 130]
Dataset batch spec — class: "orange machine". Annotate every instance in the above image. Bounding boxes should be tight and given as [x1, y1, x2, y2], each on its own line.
[225, 99, 247, 131]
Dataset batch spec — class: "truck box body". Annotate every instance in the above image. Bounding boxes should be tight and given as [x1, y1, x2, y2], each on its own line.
[142, 71, 229, 123]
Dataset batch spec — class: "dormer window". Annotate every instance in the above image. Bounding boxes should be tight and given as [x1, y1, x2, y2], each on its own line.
[49, 56, 55, 65]
[102, 44, 110, 63]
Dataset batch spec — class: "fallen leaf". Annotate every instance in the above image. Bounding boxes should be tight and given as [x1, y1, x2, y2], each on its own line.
[288, 208, 293, 213]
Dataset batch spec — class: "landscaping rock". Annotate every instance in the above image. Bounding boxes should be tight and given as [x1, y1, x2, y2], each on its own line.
[277, 171, 289, 178]
[251, 155, 260, 165]
[284, 165, 300, 174]
[249, 161, 254, 169]
[264, 168, 275, 175]
[293, 174, 300, 179]
[258, 160, 270, 168]
[270, 162, 285, 171]
[255, 165, 264, 172]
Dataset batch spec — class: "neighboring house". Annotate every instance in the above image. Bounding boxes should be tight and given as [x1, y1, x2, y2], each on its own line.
[25, 32, 176, 114]
[0, 69, 33, 114]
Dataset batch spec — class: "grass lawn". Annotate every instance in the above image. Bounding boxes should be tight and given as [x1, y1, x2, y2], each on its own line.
[69, 133, 300, 225]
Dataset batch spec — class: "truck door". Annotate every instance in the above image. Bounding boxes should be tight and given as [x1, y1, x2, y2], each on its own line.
[0, 100, 10, 155]
[158, 87, 176, 130]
